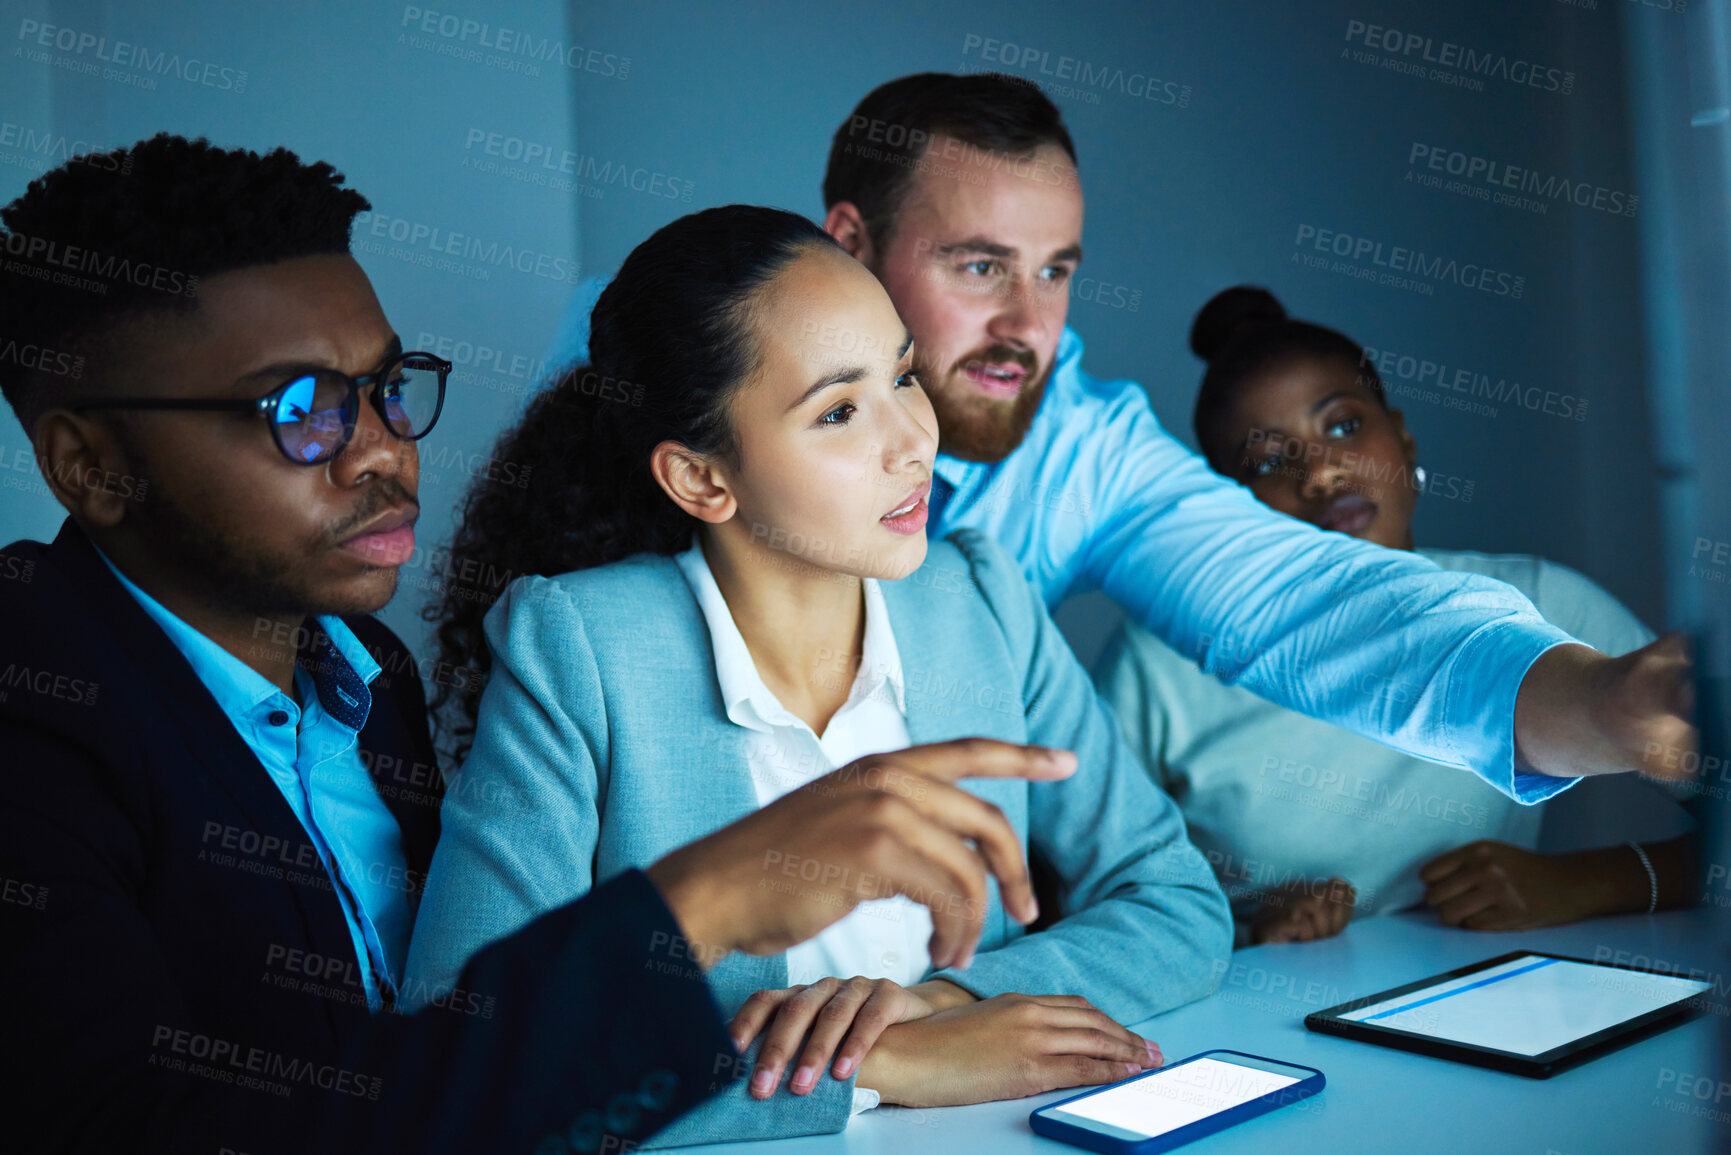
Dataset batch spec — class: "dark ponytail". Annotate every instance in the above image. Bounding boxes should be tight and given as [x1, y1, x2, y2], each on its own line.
[425, 205, 838, 762]
[1189, 285, 1386, 474]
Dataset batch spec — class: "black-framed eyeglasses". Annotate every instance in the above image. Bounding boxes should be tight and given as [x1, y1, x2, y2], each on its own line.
[72, 350, 452, 466]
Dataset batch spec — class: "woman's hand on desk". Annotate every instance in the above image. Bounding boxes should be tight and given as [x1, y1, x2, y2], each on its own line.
[731, 977, 939, 1099]
[855, 993, 1161, 1108]
[1249, 876, 1357, 944]
[1420, 837, 1692, 930]
[1421, 841, 1593, 929]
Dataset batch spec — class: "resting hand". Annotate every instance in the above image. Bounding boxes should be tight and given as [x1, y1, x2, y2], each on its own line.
[1249, 876, 1356, 944]
[857, 993, 1162, 1108]
[731, 977, 936, 1098]
[1421, 840, 1600, 930]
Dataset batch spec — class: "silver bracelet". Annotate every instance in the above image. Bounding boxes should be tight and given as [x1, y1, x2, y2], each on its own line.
[1627, 841, 1658, 914]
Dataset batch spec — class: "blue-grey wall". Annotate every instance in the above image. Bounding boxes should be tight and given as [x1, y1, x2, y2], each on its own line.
[561, 0, 1663, 667]
[0, 0, 1690, 667]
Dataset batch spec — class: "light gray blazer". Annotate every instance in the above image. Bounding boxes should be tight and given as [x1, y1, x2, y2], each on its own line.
[405, 530, 1230, 1147]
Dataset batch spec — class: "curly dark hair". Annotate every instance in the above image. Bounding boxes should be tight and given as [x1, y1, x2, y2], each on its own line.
[1189, 285, 1387, 474]
[425, 204, 838, 763]
[0, 131, 370, 430]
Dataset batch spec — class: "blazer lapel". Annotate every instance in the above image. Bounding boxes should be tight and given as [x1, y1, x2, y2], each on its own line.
[636, 563, 767, 852]
[629, 564, 783, 1009]
[46, 521, 361, 988]
[881, 561, 1026, 953]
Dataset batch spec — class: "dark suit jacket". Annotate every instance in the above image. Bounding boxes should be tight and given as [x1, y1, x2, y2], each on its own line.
[0, 519, 735, 1155]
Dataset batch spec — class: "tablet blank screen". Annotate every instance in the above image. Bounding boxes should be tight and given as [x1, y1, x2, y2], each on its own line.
[1339, 955, 1711, 1056]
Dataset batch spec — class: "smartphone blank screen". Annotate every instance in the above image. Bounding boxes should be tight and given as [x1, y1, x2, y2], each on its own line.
[1044, 1057, 1300, 1139]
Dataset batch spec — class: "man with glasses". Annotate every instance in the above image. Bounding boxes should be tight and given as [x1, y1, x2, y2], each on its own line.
[0, 132, 1070, 1155]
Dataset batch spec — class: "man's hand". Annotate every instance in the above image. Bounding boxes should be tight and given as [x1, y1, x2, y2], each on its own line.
[1249, 877, 1356, 944]
[644, 739, 1075, 972]
[1514, 635, 1697, 782]
[730, 978, 937, 1098]
[856, 993, 1162, 1108]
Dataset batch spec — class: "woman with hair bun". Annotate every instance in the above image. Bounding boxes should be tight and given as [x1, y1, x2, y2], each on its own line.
[1095, 285, 1692, 946]
[405, 206, 1230, 1146]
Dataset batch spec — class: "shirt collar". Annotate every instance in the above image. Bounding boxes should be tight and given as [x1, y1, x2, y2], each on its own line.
[674, 537, 905, 733]
[91, 544, 380, 731]
[857, 575, 906, 713]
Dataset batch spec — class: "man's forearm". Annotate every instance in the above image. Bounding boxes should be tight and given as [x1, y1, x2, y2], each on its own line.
[1513, 637, 1698, 782]
[1514, 644, 1617, 778]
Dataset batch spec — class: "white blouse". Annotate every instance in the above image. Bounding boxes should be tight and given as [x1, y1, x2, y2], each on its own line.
[675, 539, 934, 1112]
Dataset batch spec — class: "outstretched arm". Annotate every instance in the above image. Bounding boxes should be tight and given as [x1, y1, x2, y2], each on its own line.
[1074, 386, 1694, 797]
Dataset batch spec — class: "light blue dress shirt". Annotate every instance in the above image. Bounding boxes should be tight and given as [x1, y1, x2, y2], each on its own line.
[552, 288, 1579, 802]
[926, 325, 1579, 803]
[93, 547, 411, 1012]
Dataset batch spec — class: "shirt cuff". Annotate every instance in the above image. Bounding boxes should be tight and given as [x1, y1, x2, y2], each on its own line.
[1449, 619, 1581, 804]
[850, 1087, 881, 1114]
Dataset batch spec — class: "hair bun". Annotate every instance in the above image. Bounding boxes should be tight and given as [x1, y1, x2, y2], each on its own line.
[1189, 285, 1287, 363]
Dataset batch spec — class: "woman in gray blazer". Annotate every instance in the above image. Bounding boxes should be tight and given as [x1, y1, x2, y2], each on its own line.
[407, 206, 1231, 1147]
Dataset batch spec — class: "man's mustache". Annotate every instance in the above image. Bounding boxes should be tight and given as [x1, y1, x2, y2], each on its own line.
[953, 345, 1039, 375]
[325, 480, 418, 544]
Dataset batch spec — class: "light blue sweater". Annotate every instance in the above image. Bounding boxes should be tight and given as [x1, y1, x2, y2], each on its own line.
[405, 530, 1231, 1146]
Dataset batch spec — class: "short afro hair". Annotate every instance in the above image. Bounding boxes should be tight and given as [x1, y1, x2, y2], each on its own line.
[0, 132, 371, 430]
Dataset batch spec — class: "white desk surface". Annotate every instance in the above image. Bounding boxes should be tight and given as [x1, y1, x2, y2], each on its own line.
[675, 908, 1730, 1154]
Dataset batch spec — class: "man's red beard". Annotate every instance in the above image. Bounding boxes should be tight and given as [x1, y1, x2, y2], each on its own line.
[925, 346, 1050, 463]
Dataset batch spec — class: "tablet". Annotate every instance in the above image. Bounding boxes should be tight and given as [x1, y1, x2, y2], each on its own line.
[1304, 951, 1712, 1077]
